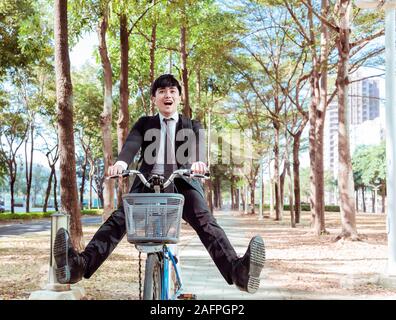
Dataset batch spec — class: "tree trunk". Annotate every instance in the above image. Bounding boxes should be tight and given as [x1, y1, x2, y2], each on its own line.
[286, 159, 295, 228]
[54, 0, 83, 250]
[10, 179, 15, 214]
[250, 182, 255, 214]
[150, 23, 157, 115]
[273, 123, 282, 220]
[241, 186, 246, 213]
[79, 152, 87, 209]
[212, 176, 222, 209]
[88, 158, 95, 210]
[293, 132, 302, 223]
[213, 177, 219, 209]
[43, 168, 54, 212]
[98, 4, 114, 221]
[308, 1, 328, 235]
[335, 0, 358, 241]
[381, 186, 385, 213]
[9, 160, 16, 214]
[180, 23, 191, 117]
[362, 187, 366, 212]
[230, 184, 235, 210]
[117, 13, 130, 208]
[382, 195, 385, 213]
[230, 176, 235, 209]
[54, 170, 58, 211]
[25, 123, 34, 212]
[234, 188, 241, 210]
[280, 162, 287, 208]
[314, 0, 329, 235]
[308, 75, 318, 229]
[218, 180, 223, 209]
[196, 68, 203, 122]
[94, 163, 105, 209]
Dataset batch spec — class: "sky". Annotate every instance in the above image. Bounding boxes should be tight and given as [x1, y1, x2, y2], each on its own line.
[69, 32, 98, 69]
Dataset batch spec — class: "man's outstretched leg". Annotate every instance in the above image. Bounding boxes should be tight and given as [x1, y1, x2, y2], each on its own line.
[53, 207, 126, 284]
[175, 180, 266, 293]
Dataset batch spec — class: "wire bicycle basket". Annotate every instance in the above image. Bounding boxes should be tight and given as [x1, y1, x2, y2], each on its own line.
[123, 193, 185, 244]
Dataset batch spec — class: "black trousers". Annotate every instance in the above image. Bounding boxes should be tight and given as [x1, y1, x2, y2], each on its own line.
[82, 178, 238, 284]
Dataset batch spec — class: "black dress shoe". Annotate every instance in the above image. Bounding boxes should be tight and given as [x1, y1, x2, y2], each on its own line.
[54, 228, 86, 284]
[232, 235, 265, 293]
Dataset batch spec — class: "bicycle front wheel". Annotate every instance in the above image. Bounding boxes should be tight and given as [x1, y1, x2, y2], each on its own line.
[143, 253, 162, 300]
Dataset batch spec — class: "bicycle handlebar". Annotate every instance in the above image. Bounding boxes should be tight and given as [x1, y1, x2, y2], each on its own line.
[107, 169, 210, 190]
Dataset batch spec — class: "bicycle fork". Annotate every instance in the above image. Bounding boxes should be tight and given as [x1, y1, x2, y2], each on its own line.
[162, 245, 183, 300]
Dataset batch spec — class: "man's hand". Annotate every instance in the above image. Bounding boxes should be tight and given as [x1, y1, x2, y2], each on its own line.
[108, 164, 125, 176]
[191, 161, 208, 175]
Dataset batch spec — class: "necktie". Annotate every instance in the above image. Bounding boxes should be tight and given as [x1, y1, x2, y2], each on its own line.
[163, 118, 176, 192]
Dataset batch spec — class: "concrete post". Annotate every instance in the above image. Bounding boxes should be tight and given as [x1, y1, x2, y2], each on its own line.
[29, 212, 85, 299]
[46, 213, 70, 291]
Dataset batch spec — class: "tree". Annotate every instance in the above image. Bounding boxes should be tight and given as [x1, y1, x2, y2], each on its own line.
[97, 0, 115, 220]
[72, 63, 105, 210]
[334, 0, 358, 240]
[352, 143, 386, 213]
[0, 0, 35, 79]
[40, 136, 59, 212]
[54, 0, 83, 250]
[0, 111, 28, 213]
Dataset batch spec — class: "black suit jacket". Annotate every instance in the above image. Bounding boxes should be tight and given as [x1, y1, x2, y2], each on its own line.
[117, 113, 206, 197]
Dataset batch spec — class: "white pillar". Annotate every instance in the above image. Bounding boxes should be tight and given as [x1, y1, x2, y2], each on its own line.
[355, 0, 396, 278]
[385, 6, 396, 275]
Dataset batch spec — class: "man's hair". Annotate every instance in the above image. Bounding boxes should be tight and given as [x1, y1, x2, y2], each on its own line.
[151, 74, 182, 96]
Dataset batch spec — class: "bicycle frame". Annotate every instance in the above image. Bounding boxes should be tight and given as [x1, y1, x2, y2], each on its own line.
[162, 245, 183, 300]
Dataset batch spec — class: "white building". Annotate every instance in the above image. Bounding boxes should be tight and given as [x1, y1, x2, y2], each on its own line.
[324, 67, 385, 205]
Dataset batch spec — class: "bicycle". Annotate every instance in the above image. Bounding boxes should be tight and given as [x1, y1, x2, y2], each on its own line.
[109, 168, 209, 300]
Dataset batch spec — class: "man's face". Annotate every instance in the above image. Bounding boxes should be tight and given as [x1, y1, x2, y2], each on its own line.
[151, 86, 181, 117]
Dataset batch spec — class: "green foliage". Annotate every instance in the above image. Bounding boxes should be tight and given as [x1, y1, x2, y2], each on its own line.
[0, 0, 53, 78]
[352, 142, 386, 189]
[0, 112, 28, 143]
[0, 159, 6, 187]
[0, 209, 103, 220]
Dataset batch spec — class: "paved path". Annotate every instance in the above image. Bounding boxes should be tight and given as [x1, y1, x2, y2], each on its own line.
[179, 210, 286, 300]
[0, 216, 101, 237]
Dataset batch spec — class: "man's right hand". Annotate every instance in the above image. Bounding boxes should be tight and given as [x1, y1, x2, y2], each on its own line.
[108, 164, 125, 176]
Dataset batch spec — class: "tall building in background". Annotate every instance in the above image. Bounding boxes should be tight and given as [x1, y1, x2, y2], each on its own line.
[324, 67, 385, 204]
[349, 70, 380, 125]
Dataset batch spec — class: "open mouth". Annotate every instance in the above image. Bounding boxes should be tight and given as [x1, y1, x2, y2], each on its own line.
[164, 102, 173, 106]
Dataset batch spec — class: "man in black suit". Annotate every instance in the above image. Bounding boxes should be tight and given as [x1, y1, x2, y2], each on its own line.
[54, 74, 265, 294]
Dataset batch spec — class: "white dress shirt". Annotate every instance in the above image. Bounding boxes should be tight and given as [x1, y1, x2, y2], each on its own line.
[114, 111, 179, 174]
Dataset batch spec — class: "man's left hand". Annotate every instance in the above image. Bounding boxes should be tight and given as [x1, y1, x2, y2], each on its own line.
[191, 161, 208, 174]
